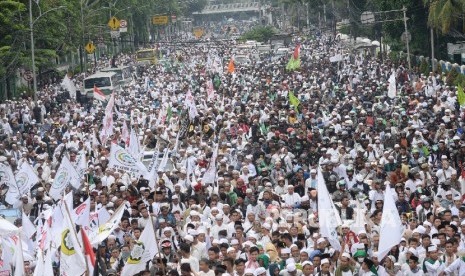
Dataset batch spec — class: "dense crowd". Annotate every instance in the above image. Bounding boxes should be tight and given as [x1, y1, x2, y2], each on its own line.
[2, 30, 465, 276]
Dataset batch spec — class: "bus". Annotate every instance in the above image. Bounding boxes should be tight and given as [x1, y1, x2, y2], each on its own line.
[100, 66, 132, 86]
[83, 72, 120, 100]
[136, 49, 158, 65]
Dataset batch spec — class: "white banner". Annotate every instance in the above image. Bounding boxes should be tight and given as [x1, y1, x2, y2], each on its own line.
[388, 71, 397, 99]
[378, 185, 403, 260]
[100, 93, 115, 145]
[128, 128, 141, 160]
[49, 156, 81, 200]
[202, 143, 219, 184]
[108, 143, 148, 177]
[74, 153, 87, 179]
[317, 168, 342, 251]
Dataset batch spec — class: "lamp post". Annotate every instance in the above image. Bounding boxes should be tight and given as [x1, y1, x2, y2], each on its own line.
[29, 0, 65, 102]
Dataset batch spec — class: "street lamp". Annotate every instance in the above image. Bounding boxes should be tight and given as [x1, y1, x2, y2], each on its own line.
[29, 0, 65, 102]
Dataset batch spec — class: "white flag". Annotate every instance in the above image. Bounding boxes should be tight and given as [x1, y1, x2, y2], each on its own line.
[15, 162, 39, 197]
[21, 212, 36, 239]
[100, 93, 115, 145]
[0, 216, 19, 237]
[60, 205, 86, 276]
[0, 163, 19, 205]
[128, 128, 141, 160]
[206, 79, 215, 100]
[72, 197, 90, 228]
[13, 234, 24, 276]
[74, 153, 87, 179]
[49, 156, 80, 200]
[32, 250, 44, 276]
[388, 71, 397, 99]
[61, 74, 77, 99]
[144, 149, 159, 189]
[378, 184, 403, 260]
[108, 143, 148, 177]
[317, 168, 342, 251]
[121, 217, 158, 276]
[91, 204, 126, 245]
[202, 143, 219, 184]
[121, 122, 130, 146]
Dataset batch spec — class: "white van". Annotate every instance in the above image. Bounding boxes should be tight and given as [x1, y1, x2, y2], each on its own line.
[100, 66, 132, 86]
[83, 72, 120, 99]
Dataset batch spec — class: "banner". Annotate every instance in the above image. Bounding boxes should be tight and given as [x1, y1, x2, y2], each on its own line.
[388, 71, 397, 99]
[317, 168, 342, 251]
[100, 93, 115, 145]
[15, 162, 39, 197]
[378, 184, 403, 260]
[49, 156, 81, 200]
[108, 143, 148, 177]
[206, 79, 215, 100]
[121, 122, 130, 146]
[74, 153, 87, 179]
[128, 128, 141, 160]
[202, 143, 219, 184]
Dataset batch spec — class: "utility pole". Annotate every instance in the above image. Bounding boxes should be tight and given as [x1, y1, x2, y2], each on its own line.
[29, 0, 37, 103]
[324, 4, 326, 23]
[402, 6, 411, 70]
[306, 3, 309, 29]
[431, 27, 435, 72]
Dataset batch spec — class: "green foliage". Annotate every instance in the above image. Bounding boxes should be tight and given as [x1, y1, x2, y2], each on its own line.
[419, 60, 429, 76]
[240, 26, 277, 42]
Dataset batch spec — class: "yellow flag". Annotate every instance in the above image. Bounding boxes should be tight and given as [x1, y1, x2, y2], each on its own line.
[458, 85, 465, 107]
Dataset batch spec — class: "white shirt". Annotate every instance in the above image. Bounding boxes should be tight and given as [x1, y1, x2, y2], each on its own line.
[282, 192, 301, 208]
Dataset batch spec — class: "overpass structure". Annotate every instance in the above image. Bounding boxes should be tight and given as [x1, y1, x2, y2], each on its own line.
[193, 2, 260, 15]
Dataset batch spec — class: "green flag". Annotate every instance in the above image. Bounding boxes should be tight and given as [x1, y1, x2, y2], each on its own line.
[458, 85, 465, 107]
[166, 105, 173, 123]
[286, 57, 301, 71]
[288, 91, 300, 111]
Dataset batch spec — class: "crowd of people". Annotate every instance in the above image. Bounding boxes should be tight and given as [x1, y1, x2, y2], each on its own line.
[2, 28, 465, 276]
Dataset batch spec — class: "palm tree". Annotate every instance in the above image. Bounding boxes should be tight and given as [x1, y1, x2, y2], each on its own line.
[424, 0, 465, 34]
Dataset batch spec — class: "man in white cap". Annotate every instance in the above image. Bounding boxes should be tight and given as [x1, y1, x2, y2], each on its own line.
[279, 262, 302, 276]
[423, 245, 445, 275]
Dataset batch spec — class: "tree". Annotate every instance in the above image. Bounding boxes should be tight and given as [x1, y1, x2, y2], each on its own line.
[0, 0, 27, 91]
[240, 26, 277, 42]
[424, 0, 464, 34]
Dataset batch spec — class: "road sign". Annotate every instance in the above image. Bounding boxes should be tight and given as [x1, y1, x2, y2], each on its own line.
[85, 42, 96, 54]
[110, 31, 120, 38]
[361, 11, 375, 24]
[193, 27, 204, 38]
[108, 16, 120, 30]
[401, 31, 411, 43]
[152, 15, 168, 25]
[119, 20, 127, 28]
[171, 15, 177, 23]
[23, 71, 33, 81]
